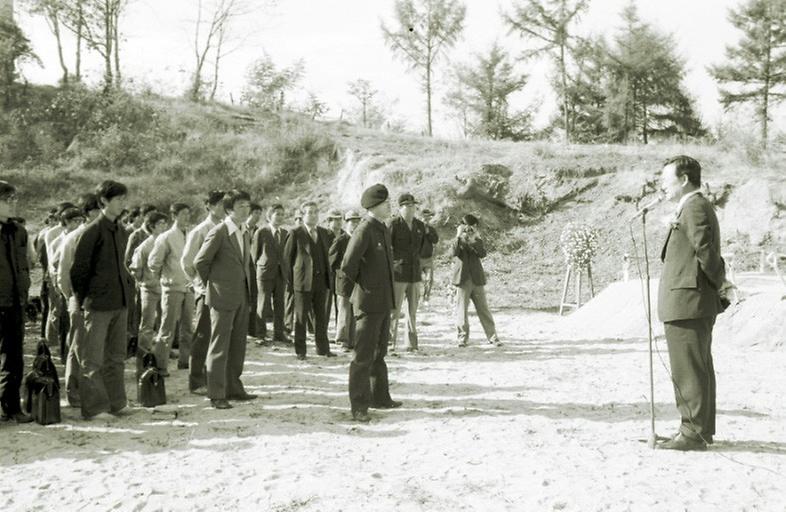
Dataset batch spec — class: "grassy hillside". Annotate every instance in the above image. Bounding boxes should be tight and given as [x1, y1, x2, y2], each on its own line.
[3, 90, 784, 309]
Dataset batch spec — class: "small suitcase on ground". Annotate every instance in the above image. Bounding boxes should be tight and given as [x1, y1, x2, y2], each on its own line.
[137, 352, 166, 408]
[31, 377, 62, 425]
[24, 340, 62, 425]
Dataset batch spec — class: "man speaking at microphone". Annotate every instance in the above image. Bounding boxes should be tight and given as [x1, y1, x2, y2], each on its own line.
[656, 155, 730, 452]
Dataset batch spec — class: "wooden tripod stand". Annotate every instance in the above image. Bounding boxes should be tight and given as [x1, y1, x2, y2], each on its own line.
[559, 264, 594, 315]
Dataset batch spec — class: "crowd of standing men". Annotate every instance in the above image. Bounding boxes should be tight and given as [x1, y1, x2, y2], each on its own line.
[0, 179, 502, 424]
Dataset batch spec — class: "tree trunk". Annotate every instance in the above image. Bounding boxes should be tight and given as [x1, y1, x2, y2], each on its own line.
[426, 62, 433, 136]
[102, 0, 113, 90]
[51, 13, 69, 84]
[560, 40, 570, 144]
[209, 24, 225, 101]
[642, 104, 648, 144]
[75, 1, 83, 81]
[762, 21, 772, 149]
[113, 5, 121, 87]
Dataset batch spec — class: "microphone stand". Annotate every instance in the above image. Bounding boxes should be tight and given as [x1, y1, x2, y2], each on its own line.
[640, 208, 658, 449]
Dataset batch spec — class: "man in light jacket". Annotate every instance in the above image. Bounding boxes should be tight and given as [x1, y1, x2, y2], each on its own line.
[150, 203, 193, 375]
[181, 190, 225, 394]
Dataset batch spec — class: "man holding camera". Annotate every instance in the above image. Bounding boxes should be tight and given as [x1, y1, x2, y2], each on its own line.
[452, 214, 501, 348]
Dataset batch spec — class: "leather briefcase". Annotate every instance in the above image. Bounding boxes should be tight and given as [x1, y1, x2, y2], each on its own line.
[24, 340, 61, 425]
[31, 377, 61, 425]
[137, 353, 166, 408]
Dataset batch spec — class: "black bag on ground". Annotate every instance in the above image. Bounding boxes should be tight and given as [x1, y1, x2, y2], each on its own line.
[137, 352, 166, 407]
[24, 340, 62, 425]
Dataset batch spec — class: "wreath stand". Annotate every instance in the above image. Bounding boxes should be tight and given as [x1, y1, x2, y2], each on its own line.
[559, 264, 594, 315]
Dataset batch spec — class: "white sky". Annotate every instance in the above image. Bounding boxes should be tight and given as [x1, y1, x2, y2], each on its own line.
[15, 0, 758, 138]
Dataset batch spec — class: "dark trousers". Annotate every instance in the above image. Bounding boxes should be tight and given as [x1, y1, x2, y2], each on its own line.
[349, 311, 392, 413]
[294, 283, 329, 356]
[40, 278, 49, 338]
[78, 307, 128, 418]
[664, 316, 717, 441]
[248, 280, 259, 337]
[285, 289, 294, 332]
[207, 300, 249, 400]
[0, 306, 25, 416]
[128, 288, 141, 339]
[189, 295, 211, 390]
[258, 275, 286, 340]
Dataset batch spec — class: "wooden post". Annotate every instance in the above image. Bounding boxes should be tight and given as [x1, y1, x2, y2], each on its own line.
[559, 266, 572, 316]
[588, 264, 595, 297]
[576, 269, 582, 309]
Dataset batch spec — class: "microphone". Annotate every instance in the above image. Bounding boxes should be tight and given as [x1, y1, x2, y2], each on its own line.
[630, 193, 664, 221]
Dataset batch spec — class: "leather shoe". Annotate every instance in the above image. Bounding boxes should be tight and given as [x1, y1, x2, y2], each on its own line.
[657, 433, 706, 451]
[228, 392, 257, 401]
[352, 410, 371, 422]
[0, 411, 33, 423]
[190, 386, 207, 396]
[323, 351, 337, 358]
[211, 399, 233, 410]
[296, 354, 306, 361]
[371, 400, 403, 409]
[668, 431, 713, 445]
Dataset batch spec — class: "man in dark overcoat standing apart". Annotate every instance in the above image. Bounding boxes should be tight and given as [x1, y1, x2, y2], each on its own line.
[657, 155, 729, 451]
[340, 184, 402, 422]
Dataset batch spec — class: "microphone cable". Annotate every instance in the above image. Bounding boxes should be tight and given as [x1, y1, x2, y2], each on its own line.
[628, 220, 780, 476]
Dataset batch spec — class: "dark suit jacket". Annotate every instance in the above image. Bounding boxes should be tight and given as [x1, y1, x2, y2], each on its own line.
[657, 193, 725, 322]
[284, 225, 331, 293]
[251, 226, 288, 283]
[340, 217, 395, 313]
[329, 231, 351, 297]
[0, 220, 31, 307]
[451, 235, 487, 286]
[71, 214, 133, 311]
[194, 221, 252, 311]
[389, 216, 426, 282]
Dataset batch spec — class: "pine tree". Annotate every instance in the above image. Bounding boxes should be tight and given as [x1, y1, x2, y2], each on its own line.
[447, 43, 532, 140]
[381, 0, 466, 136]
[504, 0, 589, 143]
[603, 2, 704, 143]
[710, 0, 786, 147]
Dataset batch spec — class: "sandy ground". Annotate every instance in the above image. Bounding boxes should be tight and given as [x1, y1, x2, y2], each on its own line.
[1, 296, 784, 512]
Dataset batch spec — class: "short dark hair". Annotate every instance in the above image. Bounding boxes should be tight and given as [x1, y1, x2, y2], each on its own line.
[205, 190, 225, 207]
[267, 204, 284, 219]
[77, 193, 101, 216]
[145, 211, 169, 231]
[250, 202, 263, 213]
[141, 204, 157, 216]
[300, 201, 318, 214]
[222, 189, 251, 212]
[170, 202, 191, 216]
[664, 155, 701, 187]
[95, 180, 128, 206]
[128, 206, 142, 220]
[56, 201, 76, 216]
[0, 180, 16, 199]
[60, 207, 84, 224]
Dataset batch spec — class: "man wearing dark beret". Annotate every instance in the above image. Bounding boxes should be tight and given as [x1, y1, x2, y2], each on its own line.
[340, 184, 402, 422]
[388, 192, 427, 352]
[452, 214, 501, 347]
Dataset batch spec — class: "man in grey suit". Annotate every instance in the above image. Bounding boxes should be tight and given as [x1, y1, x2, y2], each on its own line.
[251, 204, 289, 343]
[194, 190, 257, 409]
[284, 201, 335, 360]
[656, 155, 730, 451]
